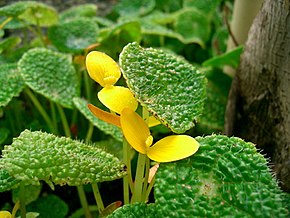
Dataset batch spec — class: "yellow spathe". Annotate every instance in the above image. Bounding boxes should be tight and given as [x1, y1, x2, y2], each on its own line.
[98, 86, 138, 114]
[0, 211, 11, 218]
[147, 135, 199, 163]
[120, 108, 200, 163]
[86, 51, 121, 87]
[120, 108, 150, 154]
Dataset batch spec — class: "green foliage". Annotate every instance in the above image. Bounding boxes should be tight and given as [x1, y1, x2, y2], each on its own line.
[12, 185, 42, 205]
[1, 130, 126, 188]
[73, 97, 123, 142]
[0, 1, 287, 217]
[26, 194, 68, 218]
[0, 1, 58, 27]
[0, 63, 25, 107]
[48, 18, 99, 54]
[59, 4, 98, 22]
[0, 169, 20, 192]
[120, 42, 207, 133]
[203, 46, 244, 68]
[109, 135, 288, 217]
[18, 48, 80, 108]
[174, 8, 211, 47]
[114, 0, 156, 17]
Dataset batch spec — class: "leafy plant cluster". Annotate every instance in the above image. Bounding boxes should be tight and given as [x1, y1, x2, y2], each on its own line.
[0, 0, 288, 217]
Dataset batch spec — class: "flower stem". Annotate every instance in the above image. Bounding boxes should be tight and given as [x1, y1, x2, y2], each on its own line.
[122, 139, 134, 204]
[85, 123, 94, 143]
[91, 183, 104, 214]
[19, 183, 26, 218]
[24, 88, 55, 134]
[56, 104, 71, 138]
[142, 156, 150, 201]
[77, 186, 92, 218]
[131, 153, 146, 203]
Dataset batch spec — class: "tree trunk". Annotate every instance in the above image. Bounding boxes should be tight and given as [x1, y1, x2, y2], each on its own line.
[225, 0, 290, 192]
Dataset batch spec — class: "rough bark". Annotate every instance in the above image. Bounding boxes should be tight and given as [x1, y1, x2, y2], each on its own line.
[225, 0, 290, 192]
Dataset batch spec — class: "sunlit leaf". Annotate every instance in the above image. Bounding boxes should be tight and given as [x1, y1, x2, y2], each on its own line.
[120, 42, 207, 133]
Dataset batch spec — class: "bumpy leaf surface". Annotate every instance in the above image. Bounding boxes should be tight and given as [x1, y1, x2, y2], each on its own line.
[0, 168, 20, 192]
[109, 135, 288, 218]
[1, 130, 126, 188]
[18, 48, 80, 108]
[0, 63, 25, 107]
[120, 42, 207, 133]
[48, 18, 99, 54]
[73, 97, 123, 142]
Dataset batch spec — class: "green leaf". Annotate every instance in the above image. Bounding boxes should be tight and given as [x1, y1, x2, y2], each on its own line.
[48, 18, 99, 54]
[18, 48, 80, 108]
[73, 97, 123, 142]
[26, 194, 68, 218]
[197, 69, 232, 133]
[99, 20, 141, 57]
[12, 185, 42, 205]
[114, 0, 155, 17]
[59, 4, 98, 22]
[184, 0, 222, 14]
[1, 130, 126, 188]
[109, 135, 288, 218]
[141, 21, 183, 41]
[0, 36, 21, 54]
[0, 63, 25, 107]
[202, 46, 244, 68]
[0, 1, 58, 27]
[120, 42, 207, 133]
[0, 168, 20, 192]
[174, 8, 211, 47]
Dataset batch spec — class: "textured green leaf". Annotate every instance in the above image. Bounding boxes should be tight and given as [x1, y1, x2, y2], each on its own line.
[174, 8, 211, 47]
[0, 1, 58, 27]
[109, 135, 288, 218]
[120, 42, 207, 133]
[48, 18, 99, 54]
[73, 97, 123, 142]
[0, 63, 25, 107]
[202, 46, 244, 69]
[0, 168, 20, 192]
[12, 185, 42, 205]
[59, 4, 98, 22]
[0, 36, 21, 53]
[18, 48, 80, 108]
[114, 0, 155, 17]
[1, 130, 126, 188]
[26, 194, 68, 218]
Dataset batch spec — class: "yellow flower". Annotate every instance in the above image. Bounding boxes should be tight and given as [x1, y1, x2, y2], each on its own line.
[86, 51, 138, 114]
[0, 211, 11, 218]
[120, 108, 199, 163]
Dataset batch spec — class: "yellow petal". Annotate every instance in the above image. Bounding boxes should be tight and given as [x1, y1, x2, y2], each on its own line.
[86, 51, 121, 87]
[147, 116, 161, 127]
[0, 211, 12, 218]
[87, 104, 121, 127]
[120, 108, 151, 154]
[147, 135, 199, 163]
[98, 86, 138, 114]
